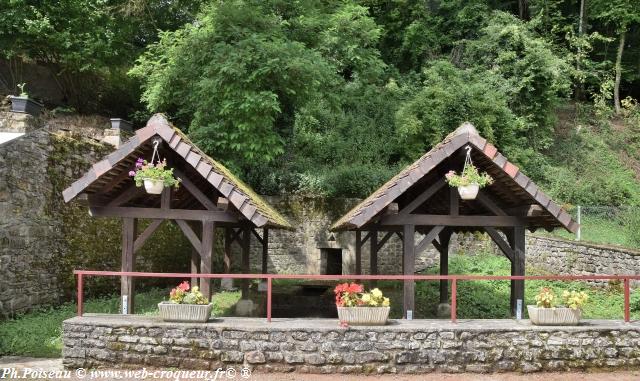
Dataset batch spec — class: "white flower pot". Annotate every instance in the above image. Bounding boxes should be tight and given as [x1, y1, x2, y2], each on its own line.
[143, 179, 165, 194]
[158, 302, 213, 323]
[337, 306, 390, 325]
[527, 305, 581, 326]
[458, 183, 479, 200]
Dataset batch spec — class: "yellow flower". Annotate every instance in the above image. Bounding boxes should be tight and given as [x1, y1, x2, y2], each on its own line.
[371, 288, 383, 298]
[361, 293, 371, 304]
[382, 297, 390, 307]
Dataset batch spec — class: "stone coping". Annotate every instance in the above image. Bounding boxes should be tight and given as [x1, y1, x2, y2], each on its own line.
[66, 314, 639, 332]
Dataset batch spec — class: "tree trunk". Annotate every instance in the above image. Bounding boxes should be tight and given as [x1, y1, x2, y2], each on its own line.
[575, 0, 586, 100]
[518, 0, 530, 21]
[614, 30, 626, 114]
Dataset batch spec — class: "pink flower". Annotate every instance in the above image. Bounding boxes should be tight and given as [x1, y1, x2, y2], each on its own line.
[177, 281, 190, 292]
[128, 170, 135, 176]
[445, 170, 456, 179]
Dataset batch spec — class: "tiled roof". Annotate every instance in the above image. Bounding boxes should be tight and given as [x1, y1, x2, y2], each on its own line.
[63, 114, 292, 230]
[331, 122, 577, 233]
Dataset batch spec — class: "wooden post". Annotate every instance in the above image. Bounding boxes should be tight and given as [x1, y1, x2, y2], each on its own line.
[355, 230, 362, 275]
[121, 218, 137, 314]
[403, 224, 415, 318]
[438, 229, 452, 304]
[261, 228, 269, 274]
[191, 247, 199, 286]
[241, 227, 250, 299]
[370, 230, 378, 287]
[222, 227, 233, 290]
[200, 221, 215, 300]
[512, 226, 526, 317]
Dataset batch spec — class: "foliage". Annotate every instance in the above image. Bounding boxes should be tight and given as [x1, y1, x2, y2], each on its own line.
[445, 165, 493, 188]
[168, 281, 208, 304]
[562, 290, 589, 310]
[130, 158, 180, 188]
[535, 287, 556, 308]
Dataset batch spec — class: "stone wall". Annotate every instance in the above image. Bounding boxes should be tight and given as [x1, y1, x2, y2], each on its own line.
[0, 113, 190, 318]
[63, 315, 640, 373]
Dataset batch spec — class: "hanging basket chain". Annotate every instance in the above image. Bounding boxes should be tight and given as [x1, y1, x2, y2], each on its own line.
[463, 145, 473, 172]
[150, 139, 161, 165]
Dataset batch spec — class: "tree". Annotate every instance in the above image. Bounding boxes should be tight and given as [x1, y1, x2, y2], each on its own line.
[590, 0, 640, 114]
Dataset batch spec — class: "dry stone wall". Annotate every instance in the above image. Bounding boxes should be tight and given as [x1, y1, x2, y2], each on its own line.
[63, 316, 640, 373]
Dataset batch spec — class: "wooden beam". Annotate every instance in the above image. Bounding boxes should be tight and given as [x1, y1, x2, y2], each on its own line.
[89, 206, 238, 222]
[381, 214, 526, 227]
[485, 227, 514, 262]
[133, 219, 163, 253]
[403, 224, 415, 318]
[160, 187, 171, 209]
[222, 227, 233, 290]
[251, 228, 264, 245]
[415, 225, 444, 255]
[399, 178, 446, 215]
[191, 245, 199, 287]
[476, 191, 507, 216]
[261, 228, 269, 274]
[241, 227, 250, 299]
[173, 169, 218, 211]
[175, 219, 202, 254]
[229, 227, 242, 244]
[504, 204, 545, 216]
[107, 186, 143, 207]
[200, 221, 215, 300]
[370, 230, 378, 287]
[438, 229, 452, 304]
[355, 231, 362, 275]
[511, 226, 526, 317]
[376, 231, 394, 252]
[121, 218, 137, 314]
[450, 187, 459, 216]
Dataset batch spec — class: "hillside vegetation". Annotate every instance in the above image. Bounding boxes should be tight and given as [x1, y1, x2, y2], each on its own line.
[3, 1, 640, 225]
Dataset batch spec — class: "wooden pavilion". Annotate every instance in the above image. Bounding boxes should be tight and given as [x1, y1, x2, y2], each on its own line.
[63, 114, 292, 313]
[331, 123, 578, 318]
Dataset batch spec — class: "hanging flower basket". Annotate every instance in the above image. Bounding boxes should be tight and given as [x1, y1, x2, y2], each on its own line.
[143, 179, 165, 194]
[445, 146, 493, 200]
[158, 282, 213, 323]
[528, 287, 588, 326]
[334, 283, 391, 326]
[129, 140, 180, 195]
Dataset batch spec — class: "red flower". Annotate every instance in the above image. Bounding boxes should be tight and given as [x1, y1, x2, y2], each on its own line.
[177, 281, 190, 292]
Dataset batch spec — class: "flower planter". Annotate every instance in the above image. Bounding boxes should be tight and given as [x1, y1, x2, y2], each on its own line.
[158, 302, 213, 322]
[9, 96, 43, 116]
[527, 305, 581, 326]
[457, 183, 479, 200]
[143, 179, 165, 194]
[337, 306, 390, 325]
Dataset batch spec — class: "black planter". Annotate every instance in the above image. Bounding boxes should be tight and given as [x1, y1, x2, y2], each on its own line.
[10, 96, 43, 116]
[110, 118, 133, 132]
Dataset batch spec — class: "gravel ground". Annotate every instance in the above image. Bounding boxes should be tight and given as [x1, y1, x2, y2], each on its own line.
[1, 357, 639, 381]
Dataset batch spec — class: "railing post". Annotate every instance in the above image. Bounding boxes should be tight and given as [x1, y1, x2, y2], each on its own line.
[267, 277, 272, 323]
[451, 278, 457, 323]
[77, 273, 84, 317]
[624, 278, 630, 323]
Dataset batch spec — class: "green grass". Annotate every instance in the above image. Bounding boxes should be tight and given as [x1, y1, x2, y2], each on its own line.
[0, 289, 240, 358]
[541, 215, 638, 249]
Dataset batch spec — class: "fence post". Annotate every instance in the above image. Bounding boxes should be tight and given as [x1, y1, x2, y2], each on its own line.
[77, 273, 83, 317]
[451, 278, 457, 323]
[624, 278, 630, 323]
[267, 277, 272, 323]
[576, 206, 581, 241]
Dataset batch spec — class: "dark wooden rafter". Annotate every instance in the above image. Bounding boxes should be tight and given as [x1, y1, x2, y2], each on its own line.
[381, 214, 525, 227]
[415, 225, 445, 255]
[173, 169, 218, 211]
[438, 228, 452, 304]
[484, 227, 514, 261]
[89, 206, 238, 222]
[175, 219, 202, 254]
[133, 219, 164, 253]
[398, 178, 446, 216]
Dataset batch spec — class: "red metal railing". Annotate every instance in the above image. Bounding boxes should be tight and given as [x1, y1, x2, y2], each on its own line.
[73, 270, 637, 323]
